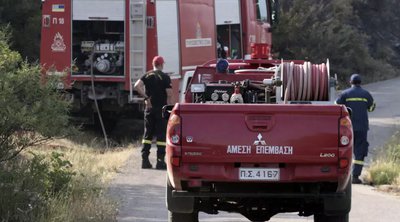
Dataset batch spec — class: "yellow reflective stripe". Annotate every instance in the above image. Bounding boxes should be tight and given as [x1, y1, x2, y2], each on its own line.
[368, 102, 376, 112]
[142, 139, 152, 144]
[353, 160, 364, 165]
[156, 141, 166, 146]
[346, 98, 368, 102]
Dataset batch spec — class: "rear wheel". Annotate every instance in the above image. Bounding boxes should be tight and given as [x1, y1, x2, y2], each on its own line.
[314, 180, 351, 222]
[168, 211, 199, 222]
[314, 213, 349, 222]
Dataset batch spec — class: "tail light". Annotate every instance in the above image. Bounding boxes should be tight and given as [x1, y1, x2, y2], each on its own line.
[339, 158, 349, 169]
[167, 113, 181, 145]
[167, 113, 181, 167]
[339, 116, 353, 147]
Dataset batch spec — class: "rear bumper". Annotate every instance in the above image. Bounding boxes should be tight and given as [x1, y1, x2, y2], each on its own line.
[173, 190, 345, 199]
[171, 181, 351, 215]
[168, 162, 351, 192]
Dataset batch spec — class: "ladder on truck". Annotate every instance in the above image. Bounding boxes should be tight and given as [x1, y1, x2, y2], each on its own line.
[129, 0, 147, 102]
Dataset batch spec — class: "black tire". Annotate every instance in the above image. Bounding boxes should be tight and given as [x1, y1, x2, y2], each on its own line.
[314, 180, 351, 222]
[314, 213, 349, 222]
[166, 177, 195, 213]
[168, 211, 199, 222]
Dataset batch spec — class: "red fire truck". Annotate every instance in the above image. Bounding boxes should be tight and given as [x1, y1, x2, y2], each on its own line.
[40, 0, 277, 123]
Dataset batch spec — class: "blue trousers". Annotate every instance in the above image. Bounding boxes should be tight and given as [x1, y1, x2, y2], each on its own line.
[353, 130, 369, 177]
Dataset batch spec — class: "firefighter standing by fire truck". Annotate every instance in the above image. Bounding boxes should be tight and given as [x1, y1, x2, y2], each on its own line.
[336, 74, 376, 184]
[134, 56, 172, 169]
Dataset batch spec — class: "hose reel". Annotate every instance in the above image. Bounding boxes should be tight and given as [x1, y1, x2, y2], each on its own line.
[281, 61, 330, 102]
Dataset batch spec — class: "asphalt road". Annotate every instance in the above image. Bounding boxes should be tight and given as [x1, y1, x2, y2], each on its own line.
[110, 77, 400, 222]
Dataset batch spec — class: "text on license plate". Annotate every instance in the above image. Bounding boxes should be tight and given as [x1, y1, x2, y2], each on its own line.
[239, 168, 280, 181]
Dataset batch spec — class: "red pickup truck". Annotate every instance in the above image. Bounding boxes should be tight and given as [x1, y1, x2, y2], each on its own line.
[164, 60, 353, 222]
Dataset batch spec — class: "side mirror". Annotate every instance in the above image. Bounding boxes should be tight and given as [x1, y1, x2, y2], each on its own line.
[162, 105, 174, 120]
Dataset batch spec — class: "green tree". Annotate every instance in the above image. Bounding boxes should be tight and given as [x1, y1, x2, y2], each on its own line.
[0, 26, 72, 163]
[352, 0, 400, 68]
[272, 0, 399, 84]
[0, 0, 42, 61]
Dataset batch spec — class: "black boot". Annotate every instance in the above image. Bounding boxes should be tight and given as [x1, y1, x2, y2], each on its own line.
[156, 154, 166, 170]
[352, 176, 362, 184]
[142, 157, 152, 169]
[141, 144, 152, 169]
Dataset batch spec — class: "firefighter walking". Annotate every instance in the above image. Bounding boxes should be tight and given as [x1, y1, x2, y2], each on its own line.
[336, 74, 376, 184]
[134, 56, 172, 169]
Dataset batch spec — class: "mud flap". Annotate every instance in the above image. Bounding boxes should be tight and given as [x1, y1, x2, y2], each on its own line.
[166, 178, 195, 213]
[323, 181, 352, 215]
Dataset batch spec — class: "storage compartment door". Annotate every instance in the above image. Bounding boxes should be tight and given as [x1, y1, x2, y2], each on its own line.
[73, 0, 124, 21]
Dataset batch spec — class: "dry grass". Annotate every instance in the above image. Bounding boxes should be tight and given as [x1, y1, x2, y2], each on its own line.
[366, 160, 400, 185]
[41, 139, 134, 183]
[366, 131, 400, 188]
[24, 138, 135, 222]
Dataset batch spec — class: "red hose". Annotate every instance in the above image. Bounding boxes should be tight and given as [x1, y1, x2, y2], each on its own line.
[281, 62, 329, 102]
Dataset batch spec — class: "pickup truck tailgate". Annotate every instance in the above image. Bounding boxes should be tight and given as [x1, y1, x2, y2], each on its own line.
[179, 104, 342, 164]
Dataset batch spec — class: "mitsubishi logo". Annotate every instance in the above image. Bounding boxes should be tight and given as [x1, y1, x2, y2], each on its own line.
[253, 133, 266, 145]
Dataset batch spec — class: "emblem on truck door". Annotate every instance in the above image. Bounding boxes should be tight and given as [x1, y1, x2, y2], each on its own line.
[253, 133, 267, 145]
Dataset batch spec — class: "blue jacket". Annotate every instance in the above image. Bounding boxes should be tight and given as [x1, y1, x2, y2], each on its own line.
[336, 85, 375, 131]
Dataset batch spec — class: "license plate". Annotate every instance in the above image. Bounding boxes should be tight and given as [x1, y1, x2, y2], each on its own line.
[239, 168, 280, 181]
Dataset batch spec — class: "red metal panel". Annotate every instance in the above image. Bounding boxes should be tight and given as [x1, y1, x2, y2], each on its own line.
[168, 103, 350, 186]
[240, 0, 272, 56]
[178, 0, 216, 69]
[179, 104, 341, 162]
[40, 0, 72, 88]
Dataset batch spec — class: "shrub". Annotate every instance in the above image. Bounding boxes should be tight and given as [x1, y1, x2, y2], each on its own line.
[369, 161, 400, 185]
[0, 26, 73, 163]
[368, 131, 400, 185]
[386, 132, 400, 163]
[0, 152, 75, 222]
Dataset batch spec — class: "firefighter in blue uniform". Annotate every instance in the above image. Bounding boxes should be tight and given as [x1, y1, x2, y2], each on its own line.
[336, 74, 376, 184]
[134, 56, 172, 169]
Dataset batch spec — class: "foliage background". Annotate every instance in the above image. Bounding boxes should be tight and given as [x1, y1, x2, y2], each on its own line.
[272, 0, 400, 85]
[0, 0, 41, 62]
